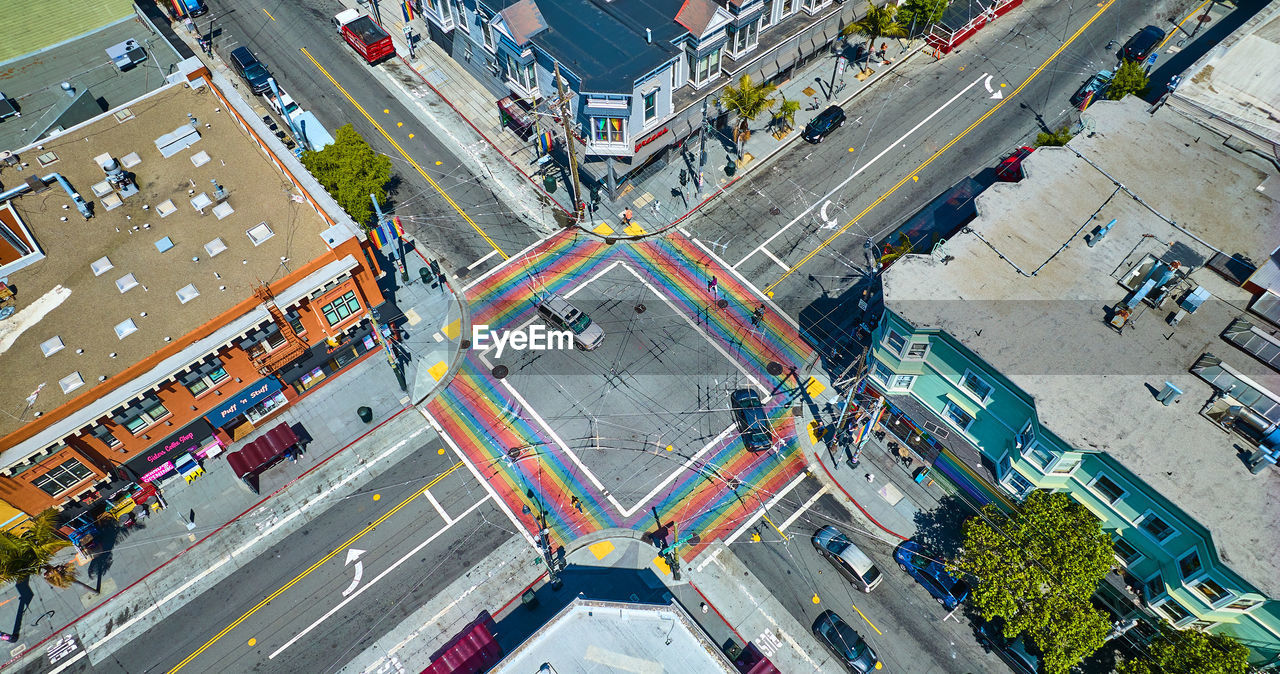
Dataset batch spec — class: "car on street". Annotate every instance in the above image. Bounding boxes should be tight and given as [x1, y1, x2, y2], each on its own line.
[977, 618, 1043, 674]
[228, 47, 272, 95]
[536, 293, 604, 350]
[812, 525, 883, 592]
[812, 610, 883, 672]
[268, 89, 303, 122]
[1070, 70, 1113, 109]
[1121, 25, 1166, 62]
[995, 146, 1034, 182]
[893, 540, 969, 609]
[730, 388, 772, 451]
[803, 105, 846, 143]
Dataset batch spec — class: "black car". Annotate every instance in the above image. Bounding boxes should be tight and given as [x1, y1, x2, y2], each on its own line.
[1121, 25, 1165, 62]
[813, 610, 882, 672]
[730, 388, 772, 452]
[977, 619, 1043, 674]
[229, 46, 272, 95]
[803, 105, 846, 143]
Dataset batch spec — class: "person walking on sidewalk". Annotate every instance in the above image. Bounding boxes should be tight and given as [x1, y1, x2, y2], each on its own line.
[622, 208, 634, 226]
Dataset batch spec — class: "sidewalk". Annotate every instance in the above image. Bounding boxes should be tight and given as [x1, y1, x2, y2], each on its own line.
[0, 245, 466, 671]
[368, 0, 927, 237]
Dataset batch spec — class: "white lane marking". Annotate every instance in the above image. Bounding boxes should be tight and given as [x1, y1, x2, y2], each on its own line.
[778, 486, 829, 533]
[688, 235, 802, 334]
[759, 246, 791, 271]
[734, 72, 990, 270]
[342, 549, 365, 598]
[422, 489, 452, 525]
[268, 498, 489, 660]
[423, 408, 538, 548]
[79, 423, 429, 656]
[466, 248, 501, 272]
[724, 473, 808, 545]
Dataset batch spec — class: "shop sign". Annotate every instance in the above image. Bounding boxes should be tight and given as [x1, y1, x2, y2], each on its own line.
[126, 419, 214, 482]
[206, 377, 284, 425]
[634, 127, 668, 152]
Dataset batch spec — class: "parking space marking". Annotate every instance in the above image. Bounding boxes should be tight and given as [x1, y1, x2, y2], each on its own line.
[759, 247, 791, 272]
[778, 486, 828, 533]
[422, 489, 452, 525]
[267, 498, 490, 660]
[733, 72, 990, 272]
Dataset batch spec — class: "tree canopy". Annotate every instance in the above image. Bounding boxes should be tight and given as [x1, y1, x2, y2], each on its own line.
[0, 509, 93, 593]
[1108, 60, 1151, 100]
[1034, 125, 1074, 147]
[1117, 625, 1250, 674]
[718, 74, 777, 151]
[955, 490, 1115, 674]
[843, 1, 906, 65]
[897, 0, 950, 33]
[300, 124, 393, 228]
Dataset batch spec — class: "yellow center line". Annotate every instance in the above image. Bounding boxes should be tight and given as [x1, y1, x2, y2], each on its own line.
[763, 0, 1116, 295]
[299, 47, 509, 260]
[167, 461, 463, 673]
[262, 8, 275, 21]
[1157, 0, 1211, 50]
[760, 511, 788, 541]
[849, 600, 882, 635]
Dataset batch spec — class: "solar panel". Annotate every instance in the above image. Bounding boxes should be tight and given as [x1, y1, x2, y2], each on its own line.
[1222, 318, 1280, 374]
[1251, 291, 1280, 329]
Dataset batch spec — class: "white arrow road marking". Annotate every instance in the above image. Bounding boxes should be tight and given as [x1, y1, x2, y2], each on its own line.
[984, 75, 1003, 99]
[819, 200, 838, 229]
[342, 548, 366, 597]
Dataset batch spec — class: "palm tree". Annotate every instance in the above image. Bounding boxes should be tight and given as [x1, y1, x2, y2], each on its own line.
[718, 74, 778, 155]
[843, 1, 906, 72]
[0, 510, 95, 594]
[772, 97, 801, 133]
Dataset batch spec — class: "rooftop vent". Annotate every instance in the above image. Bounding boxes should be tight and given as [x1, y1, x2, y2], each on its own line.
[247, 222, 274, 246]
[205, 237, 227, 257]
[40, 336, 65, 357]
[155, 236, 175, 253]
[114, 318, 138, 339]
[58, 372, 84, 394]
[91, 256, 113, 276]
[116, 273, 138, 293]
[176, 284, 199, 304]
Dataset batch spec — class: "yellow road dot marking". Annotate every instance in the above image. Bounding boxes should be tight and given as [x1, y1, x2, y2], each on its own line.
[751, 532, 761, 542]
[408, 133, 414, 139]
[248, 638, 256, 646]
[438, 448, 446, 455]
[1000, 82, 1008, 88]
[848, 147, 855, 152]
[373, 494, 381, 501]
[666, 445, 674, 452]
[435, 161, 443, 165]
[397, 122, 403, 127]
[912, 175, 919, 181]
[383, 109, 390, 114]
[812, 594, 821, 604]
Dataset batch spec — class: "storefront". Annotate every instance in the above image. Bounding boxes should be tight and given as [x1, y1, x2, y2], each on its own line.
[205, 376, 289, 441]
[279, 321, 377, 395]
[123, 418, 220, 485]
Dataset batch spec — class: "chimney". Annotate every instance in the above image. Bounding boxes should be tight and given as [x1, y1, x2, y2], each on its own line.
[646, 28, 652, 44]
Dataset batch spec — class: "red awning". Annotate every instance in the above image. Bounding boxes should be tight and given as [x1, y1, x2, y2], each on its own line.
[264, 422, 299, 455]
[227, 450, 254, 479]
[421, 619, 502, 674]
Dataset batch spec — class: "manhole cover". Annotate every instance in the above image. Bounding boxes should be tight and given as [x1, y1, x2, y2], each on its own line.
[766, 362, 784, 376]
[492, 365, 509, 379]
[716, 299, 729, 309]
[769, 206, 782, 216]
[635, 303, 647, 314]
[460, 339, 471, 349]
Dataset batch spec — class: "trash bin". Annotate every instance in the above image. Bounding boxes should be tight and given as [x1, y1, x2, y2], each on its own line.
[357, 406, 373, 423]
[521, 589, 538, 610]
[722, 639, 742, 660]
[419, 266, 432, 284]
[543, 174, 556, 193]
[914, 466, 931, 484]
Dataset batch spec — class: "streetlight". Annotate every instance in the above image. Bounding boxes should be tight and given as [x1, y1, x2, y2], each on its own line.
[828, 38, 847, 101]
[526, 487, 562, 589]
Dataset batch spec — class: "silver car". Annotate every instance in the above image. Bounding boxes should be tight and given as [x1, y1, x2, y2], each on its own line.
[536, 293, 604, 350]
[813, 525, 883, 592]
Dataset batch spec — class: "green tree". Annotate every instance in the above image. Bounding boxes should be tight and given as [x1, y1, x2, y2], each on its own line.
[1107, 60, 1150, 100]
[772, 97, 801, 131]
[897, 0, 950, 35]
[300, 124, 393, 228]
[718, 74, 777, 154]
[1117, 625, 1250, 674]
[955, 490, 1114, 674]
[1034, 125, 1074, 147]
[843, 1, 906, 71]
[0, 510, 96, 593]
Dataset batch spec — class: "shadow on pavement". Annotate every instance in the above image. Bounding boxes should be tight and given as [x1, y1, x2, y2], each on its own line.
[911, 494, 974, 560]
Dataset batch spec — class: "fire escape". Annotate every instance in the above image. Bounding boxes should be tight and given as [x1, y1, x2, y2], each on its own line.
[250, 284, 309, 376]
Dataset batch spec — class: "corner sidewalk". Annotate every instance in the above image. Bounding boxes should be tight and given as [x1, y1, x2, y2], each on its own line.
[0, 242, 466, 671]
[368, 0, 928, 236]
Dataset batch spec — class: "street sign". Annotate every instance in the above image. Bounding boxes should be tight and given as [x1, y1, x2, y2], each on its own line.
[1145, 52, 1158, 66]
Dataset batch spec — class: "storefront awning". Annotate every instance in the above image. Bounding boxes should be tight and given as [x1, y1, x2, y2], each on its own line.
[226, 422, 299, 480]
[124, 418, 215, 483]
[205, 377, 284, 427]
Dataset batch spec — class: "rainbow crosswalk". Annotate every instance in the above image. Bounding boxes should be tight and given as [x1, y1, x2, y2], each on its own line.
[426, 230, 814, 559]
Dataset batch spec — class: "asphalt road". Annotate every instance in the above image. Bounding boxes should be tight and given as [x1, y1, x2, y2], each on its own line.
[201, 0, 542, 278]
[64, 433, 513, 674]
[692, 0, 1208, 316]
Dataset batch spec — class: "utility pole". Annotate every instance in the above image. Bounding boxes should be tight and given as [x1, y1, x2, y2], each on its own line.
[828, 38, 846, 101]
[552, 63, 583, 221]
[695, 94, 710, 196]
[527, 488, 562, 589]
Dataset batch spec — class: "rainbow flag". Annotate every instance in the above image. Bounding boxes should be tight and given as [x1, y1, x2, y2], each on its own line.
[369, 222, 386, 248]
[1079, 89, 1095, 111]
[392, 216, 405, 238]
[402, 0, 415, 21]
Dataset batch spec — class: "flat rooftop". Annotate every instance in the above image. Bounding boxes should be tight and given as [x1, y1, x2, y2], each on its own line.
[0, 0, 135, 63]
[883, 98, 1280, 595]
[494, 598, 734, 674]
[0, 15, 184, 154]
[0, 80, 330, 443]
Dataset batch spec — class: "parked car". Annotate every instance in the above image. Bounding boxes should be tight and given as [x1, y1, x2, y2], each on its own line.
[893, 540, 969, 609]
[268, 89, 302, 122]
[229, 47, 272, 95]
[730, 388, 772, 451]
[803, 105, 846, 143]
[812, 610, 883, 672]
[977, 619, 1043, 674]
[995, 146, 1034, 182]
[1070, 70, 1113, 109]
[1121, 25, 1166, 62]
[536, 293, 604, 350]
[812, 525, 883, 592]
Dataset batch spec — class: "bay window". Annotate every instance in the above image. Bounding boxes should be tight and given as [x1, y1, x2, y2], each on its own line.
[591, 117, 626, 145]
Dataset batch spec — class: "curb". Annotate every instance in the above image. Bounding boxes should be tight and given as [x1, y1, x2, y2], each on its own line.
[811, 453, 909, 542]
[409, 244, 470, 407]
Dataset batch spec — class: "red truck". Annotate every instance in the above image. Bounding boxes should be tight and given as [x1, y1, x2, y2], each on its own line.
[332, 9, 394, 64]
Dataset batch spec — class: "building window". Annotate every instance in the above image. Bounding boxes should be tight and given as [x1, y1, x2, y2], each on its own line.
[185, 366, 229, 397]
[1050, 454, 1081, 475]
[32, 459, 93, 497]
[506, 55, 535, 91]
[688, 48, 722, 85]
[1088, 474, 1127, 505]
[91, 425, 121, 448]
[733, 19, 759, 54]
[1001, 469, 1034, 499]
[592, 117, 626, 144]
[1145, 572, 1165, 602]
[1022, 443, 1054, 471]
[321, 291, 362, 326]
[122, 401, 169, 433]
[870, 359, 892, 386]
[1178, 550, 1203, 580]
[1155, 599, 1192, 624]
[1137, 511, 1176, 544]
[803, 0, 824, 10]
[959, 371, 993, 402]
[1188, 620, 1216, 631]
[1193, 578, 1231, 605]
[883, 329, 906, 356]
[288, 315, 306, 335]
[1225, 597, 1262, 612]
[781, 0, 794, 16]
[890, 374, 915, 390]
[761, 0, 774, 27]
[643, 91, 657, 122]
[904, 342, 929, 360]
[1111, 535, 1142, 566]
[481, 17, 495, 52]
[941, 400, 973, 431]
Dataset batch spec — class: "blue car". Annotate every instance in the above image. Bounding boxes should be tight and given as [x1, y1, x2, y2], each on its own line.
[893, 540, 969, 609]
